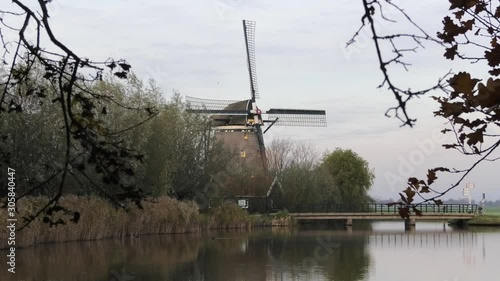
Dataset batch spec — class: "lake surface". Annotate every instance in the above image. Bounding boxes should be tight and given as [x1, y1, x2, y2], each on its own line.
[2, 221, 499, 281]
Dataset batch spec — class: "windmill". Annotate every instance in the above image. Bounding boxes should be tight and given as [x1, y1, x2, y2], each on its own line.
[186, 20, 327, 178]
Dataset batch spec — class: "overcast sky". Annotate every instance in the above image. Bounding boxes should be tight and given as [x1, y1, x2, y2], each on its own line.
[6, 0, 500, 201]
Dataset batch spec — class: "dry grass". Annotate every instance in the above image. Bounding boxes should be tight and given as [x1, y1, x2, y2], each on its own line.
[0, 195, 291, 249]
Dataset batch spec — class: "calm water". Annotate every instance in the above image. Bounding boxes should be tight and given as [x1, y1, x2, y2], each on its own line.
[2, 221, 499, 281]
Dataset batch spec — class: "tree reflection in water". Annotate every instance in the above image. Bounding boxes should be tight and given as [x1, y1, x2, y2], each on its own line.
[1, 224, 373, 281]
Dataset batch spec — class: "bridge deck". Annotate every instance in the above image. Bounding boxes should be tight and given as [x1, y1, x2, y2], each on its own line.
[285, 203, 478, 221]
[290, 212, 476, 220]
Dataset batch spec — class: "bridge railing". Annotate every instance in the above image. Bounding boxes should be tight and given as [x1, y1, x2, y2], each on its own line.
[286, 203, 478, 214]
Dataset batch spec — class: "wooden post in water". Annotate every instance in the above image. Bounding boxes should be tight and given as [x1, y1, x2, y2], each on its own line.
[345, 225, 353, 234]
[405, 218, 416, 232]
[345, 218, 353, 227]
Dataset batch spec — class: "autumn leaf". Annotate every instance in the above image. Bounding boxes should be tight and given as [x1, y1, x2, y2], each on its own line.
[449, 0, 478, 10]
[403, 187, 416, 203]
[439, 101, 465, 117]
[438, 17, 459, 43]
[462, 19, 474, 31]
[438, 16, 475, 43]
[433, 167, 451, 172]
[444, 45, 458, 60]
[488, 68, 500, 76]
[448, 72, 479, 96]
[412, 206, 423, 216]
[459, 132, 467, 144]
[408, 177, 420, 189]
[476, 78, 500, 108]
[474, 1, 487, 13]
[485, 45, 500, 67]
[427, 169, 438, 185]
[466, 129, 484, 146]
[467, 118, 485, 129]
[453, 10, 464, 19]
[433, 199, 443, 205]
[398, 207, 410, 219]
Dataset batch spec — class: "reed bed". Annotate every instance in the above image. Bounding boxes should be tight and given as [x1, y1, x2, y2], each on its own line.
[0, 195, 291, 249]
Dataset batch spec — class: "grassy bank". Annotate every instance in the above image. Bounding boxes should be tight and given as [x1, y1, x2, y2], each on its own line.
[466, 215, 500, 226]
[0, 195, 292, 249]
[466, 207, 500, 226]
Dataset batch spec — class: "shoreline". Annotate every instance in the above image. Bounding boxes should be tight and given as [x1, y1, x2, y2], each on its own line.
[0, 195, 293, 250]
[0, 221, 293, 251]
[466, 215, 500, 226]
[448, 214, 500, 227]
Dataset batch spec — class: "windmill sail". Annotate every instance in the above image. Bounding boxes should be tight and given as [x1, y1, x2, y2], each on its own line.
[266, 108, 327, 127]
[186, 96, 249, 115]
[243, 20, 259, 101]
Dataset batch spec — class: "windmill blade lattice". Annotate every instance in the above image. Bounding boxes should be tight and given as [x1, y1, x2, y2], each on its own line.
[243, 20, 259, 100]
[266, 108, 327, 127]
[186, 96, 245, 111]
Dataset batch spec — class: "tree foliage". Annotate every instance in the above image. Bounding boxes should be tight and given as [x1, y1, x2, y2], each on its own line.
[268, 140, 374, 208]
[142, 94, 231, 200]
[320, 149, 375, 205]
[0, 1, 161, 227]
[0, 64, 234, 220]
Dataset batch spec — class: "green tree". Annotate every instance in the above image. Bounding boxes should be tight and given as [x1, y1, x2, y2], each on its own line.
[273, 163, 324, 207]
[0, 67, 66, 195]
[142, 94, 231, 199]
[320, 149, 374, 205]
[267, 139, 323, 207]
[268, 139, 374, 207]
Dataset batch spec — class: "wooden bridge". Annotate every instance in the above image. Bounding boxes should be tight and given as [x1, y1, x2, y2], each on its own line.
[286, 203, 478, 230]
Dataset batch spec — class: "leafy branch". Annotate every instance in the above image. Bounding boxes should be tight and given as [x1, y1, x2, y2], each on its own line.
[354, 0, 500, 216]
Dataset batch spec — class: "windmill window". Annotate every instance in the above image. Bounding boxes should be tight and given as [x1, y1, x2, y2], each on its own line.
[240, 151, 246, 158]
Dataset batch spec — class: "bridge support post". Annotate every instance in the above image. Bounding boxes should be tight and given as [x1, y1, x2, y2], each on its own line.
[404, 218, 416, 232]
[345, 218, 353, 227]
[345, 225, 353, 233]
